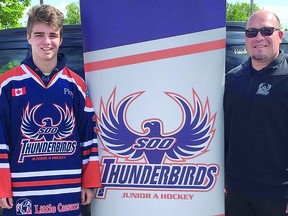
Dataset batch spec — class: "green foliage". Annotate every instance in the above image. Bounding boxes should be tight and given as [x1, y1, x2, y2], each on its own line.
[0, 0, 31, 29]
[0, 60, 20, 75]
[64, 2, 81, 24]
[226, 2, 260, 21]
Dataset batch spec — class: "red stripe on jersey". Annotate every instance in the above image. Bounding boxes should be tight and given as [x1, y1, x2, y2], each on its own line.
[0, 153, 8, 159]
[62, 68, 86, 94]
[82, 147, 98, 157]
[82, 161, 102, 188]
[12, 178, 81, 188]
[85, 96, 94, 109]
[0, 168, 12, 197]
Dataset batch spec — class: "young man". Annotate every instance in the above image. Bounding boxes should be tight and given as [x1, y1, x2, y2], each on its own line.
[0, 5, 101, 216]
[224, 10, 288, 216]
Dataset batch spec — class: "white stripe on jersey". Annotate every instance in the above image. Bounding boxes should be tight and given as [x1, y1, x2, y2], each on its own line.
[88, 156, 99, 161]
[84, 107, 94, 112]
[82, 159, 89, 165]
[0, 163, 10, 168]
[0, 144, 9, 150]
[82, 156, 99, 165]
[81, 139, 97, 148]
[11, 169, 81, 178]
[13, 187, 81, 197]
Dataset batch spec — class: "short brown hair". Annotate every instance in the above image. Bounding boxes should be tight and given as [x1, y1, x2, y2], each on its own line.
[27, 4, 64, 37]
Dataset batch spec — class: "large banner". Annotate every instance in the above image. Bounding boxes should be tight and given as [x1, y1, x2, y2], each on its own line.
[80, 1, 226, 215]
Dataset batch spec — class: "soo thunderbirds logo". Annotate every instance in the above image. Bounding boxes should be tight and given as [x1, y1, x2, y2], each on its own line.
[18, 103, 77, 163]
[96, 88, 219, 197]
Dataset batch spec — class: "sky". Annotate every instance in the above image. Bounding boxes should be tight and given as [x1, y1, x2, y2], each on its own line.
[21, 0, 78, 25]
[228, 0, 288, 29]
[30, 0, 77, 10]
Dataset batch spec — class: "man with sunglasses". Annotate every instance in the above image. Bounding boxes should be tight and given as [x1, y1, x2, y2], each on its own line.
[224, 10, 288, 215]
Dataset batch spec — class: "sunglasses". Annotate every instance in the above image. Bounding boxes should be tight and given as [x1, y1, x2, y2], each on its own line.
[245, 27, 280, 38]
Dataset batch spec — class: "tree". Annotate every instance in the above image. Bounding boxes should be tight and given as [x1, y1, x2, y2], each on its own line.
[64, 2, 81, 24]
[0, 0, 31, 29]
[226, 2, 260, 21]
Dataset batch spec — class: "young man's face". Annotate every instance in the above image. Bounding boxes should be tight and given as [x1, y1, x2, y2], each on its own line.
[27, 22, 62, 65]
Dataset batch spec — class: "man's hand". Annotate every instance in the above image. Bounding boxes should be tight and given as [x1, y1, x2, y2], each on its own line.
[81, 188, 94, 205]
[0, 198, 13, 209]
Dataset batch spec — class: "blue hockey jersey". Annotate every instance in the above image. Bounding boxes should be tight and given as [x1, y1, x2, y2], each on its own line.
[0, 62, 101, 216]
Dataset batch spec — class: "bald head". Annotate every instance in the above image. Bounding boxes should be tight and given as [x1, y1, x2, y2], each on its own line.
[246, 10, 280, 29]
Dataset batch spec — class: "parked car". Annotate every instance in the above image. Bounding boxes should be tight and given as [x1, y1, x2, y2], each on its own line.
[225, 21, 248, 73]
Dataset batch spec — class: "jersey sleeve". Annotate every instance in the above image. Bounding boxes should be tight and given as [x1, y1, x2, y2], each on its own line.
[78, 86, 102, 189]
[0, 84, 12, 197]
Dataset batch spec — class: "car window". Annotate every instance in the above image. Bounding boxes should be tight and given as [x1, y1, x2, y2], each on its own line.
[0, 49, 29, 75]
[225, 30, 248, 73]
[281, 33, 288, 55]
[0, 27, 30, 76]
[225, 21, 249, 73]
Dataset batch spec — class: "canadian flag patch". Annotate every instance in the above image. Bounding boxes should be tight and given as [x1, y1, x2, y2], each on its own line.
[12, 87, 26, 97]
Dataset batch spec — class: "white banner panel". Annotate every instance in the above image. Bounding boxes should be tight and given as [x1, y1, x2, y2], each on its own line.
[80, 1, 226, 215]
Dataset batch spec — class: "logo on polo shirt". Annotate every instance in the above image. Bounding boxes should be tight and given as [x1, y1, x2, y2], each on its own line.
[256, 83, 271, 96]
